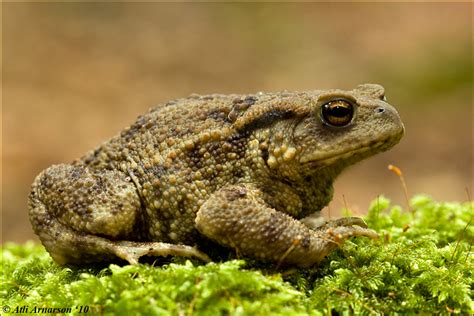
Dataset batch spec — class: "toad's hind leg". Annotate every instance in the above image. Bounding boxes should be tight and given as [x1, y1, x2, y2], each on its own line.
[28, 164, 209, 265]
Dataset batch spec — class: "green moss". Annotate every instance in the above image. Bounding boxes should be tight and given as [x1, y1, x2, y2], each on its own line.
[2, 196, 472, 315]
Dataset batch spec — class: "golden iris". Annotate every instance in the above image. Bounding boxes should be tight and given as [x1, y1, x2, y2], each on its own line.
[321, 100, 354, 127]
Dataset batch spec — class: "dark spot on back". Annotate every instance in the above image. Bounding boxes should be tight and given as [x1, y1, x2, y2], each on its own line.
[224, 187, 247, 201]
[185, 143, 203, 160]
[208, 108, 230, 122]
[261, 146, 269, 162]
[300, 235, 311, 249]
[70, 167, 85, 180]
[232, 168, 244, 179]
[228, 96, 258, 123]
[243, 96, 257, 106]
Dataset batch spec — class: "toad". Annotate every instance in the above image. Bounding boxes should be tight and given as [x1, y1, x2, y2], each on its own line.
[29, 84, 404, 267]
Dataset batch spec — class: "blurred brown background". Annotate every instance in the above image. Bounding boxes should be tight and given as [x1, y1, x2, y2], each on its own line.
[2, 3, 472, 243]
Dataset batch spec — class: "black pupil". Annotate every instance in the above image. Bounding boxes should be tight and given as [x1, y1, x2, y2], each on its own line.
[329, 104, 351, 117]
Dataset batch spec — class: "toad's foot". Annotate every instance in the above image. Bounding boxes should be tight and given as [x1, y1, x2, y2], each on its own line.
[316, 217, 379, 246]
[113, 241, 211, 265]
[320, 223, 379, 245]
[303, 216, 371, 230]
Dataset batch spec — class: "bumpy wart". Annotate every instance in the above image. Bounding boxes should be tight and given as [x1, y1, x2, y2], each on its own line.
[29, 84, 404, 267]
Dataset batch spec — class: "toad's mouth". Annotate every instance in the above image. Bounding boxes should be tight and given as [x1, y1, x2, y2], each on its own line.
[299, 135, 400, 167]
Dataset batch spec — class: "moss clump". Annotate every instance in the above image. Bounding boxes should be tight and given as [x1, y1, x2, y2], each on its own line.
[309, 195, 473, 314]
[1, 195, 472, 315]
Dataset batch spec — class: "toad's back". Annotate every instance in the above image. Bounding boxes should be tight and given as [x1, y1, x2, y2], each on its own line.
[75, 93, 291, 244]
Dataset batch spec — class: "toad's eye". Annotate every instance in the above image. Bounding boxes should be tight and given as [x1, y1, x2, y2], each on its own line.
[321, 99, 354, 127]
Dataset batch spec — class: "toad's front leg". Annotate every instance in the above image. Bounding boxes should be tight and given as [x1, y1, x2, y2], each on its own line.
[195, 184, 377, 268]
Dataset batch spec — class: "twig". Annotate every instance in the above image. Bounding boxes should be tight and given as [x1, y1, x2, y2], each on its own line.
[387, 164, 410, 212]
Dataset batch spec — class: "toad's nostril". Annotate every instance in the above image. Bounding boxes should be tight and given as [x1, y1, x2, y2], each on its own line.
[375, 107, 385, 114]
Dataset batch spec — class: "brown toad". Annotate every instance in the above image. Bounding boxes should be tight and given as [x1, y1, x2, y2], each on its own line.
[29, 84, 404, 267]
